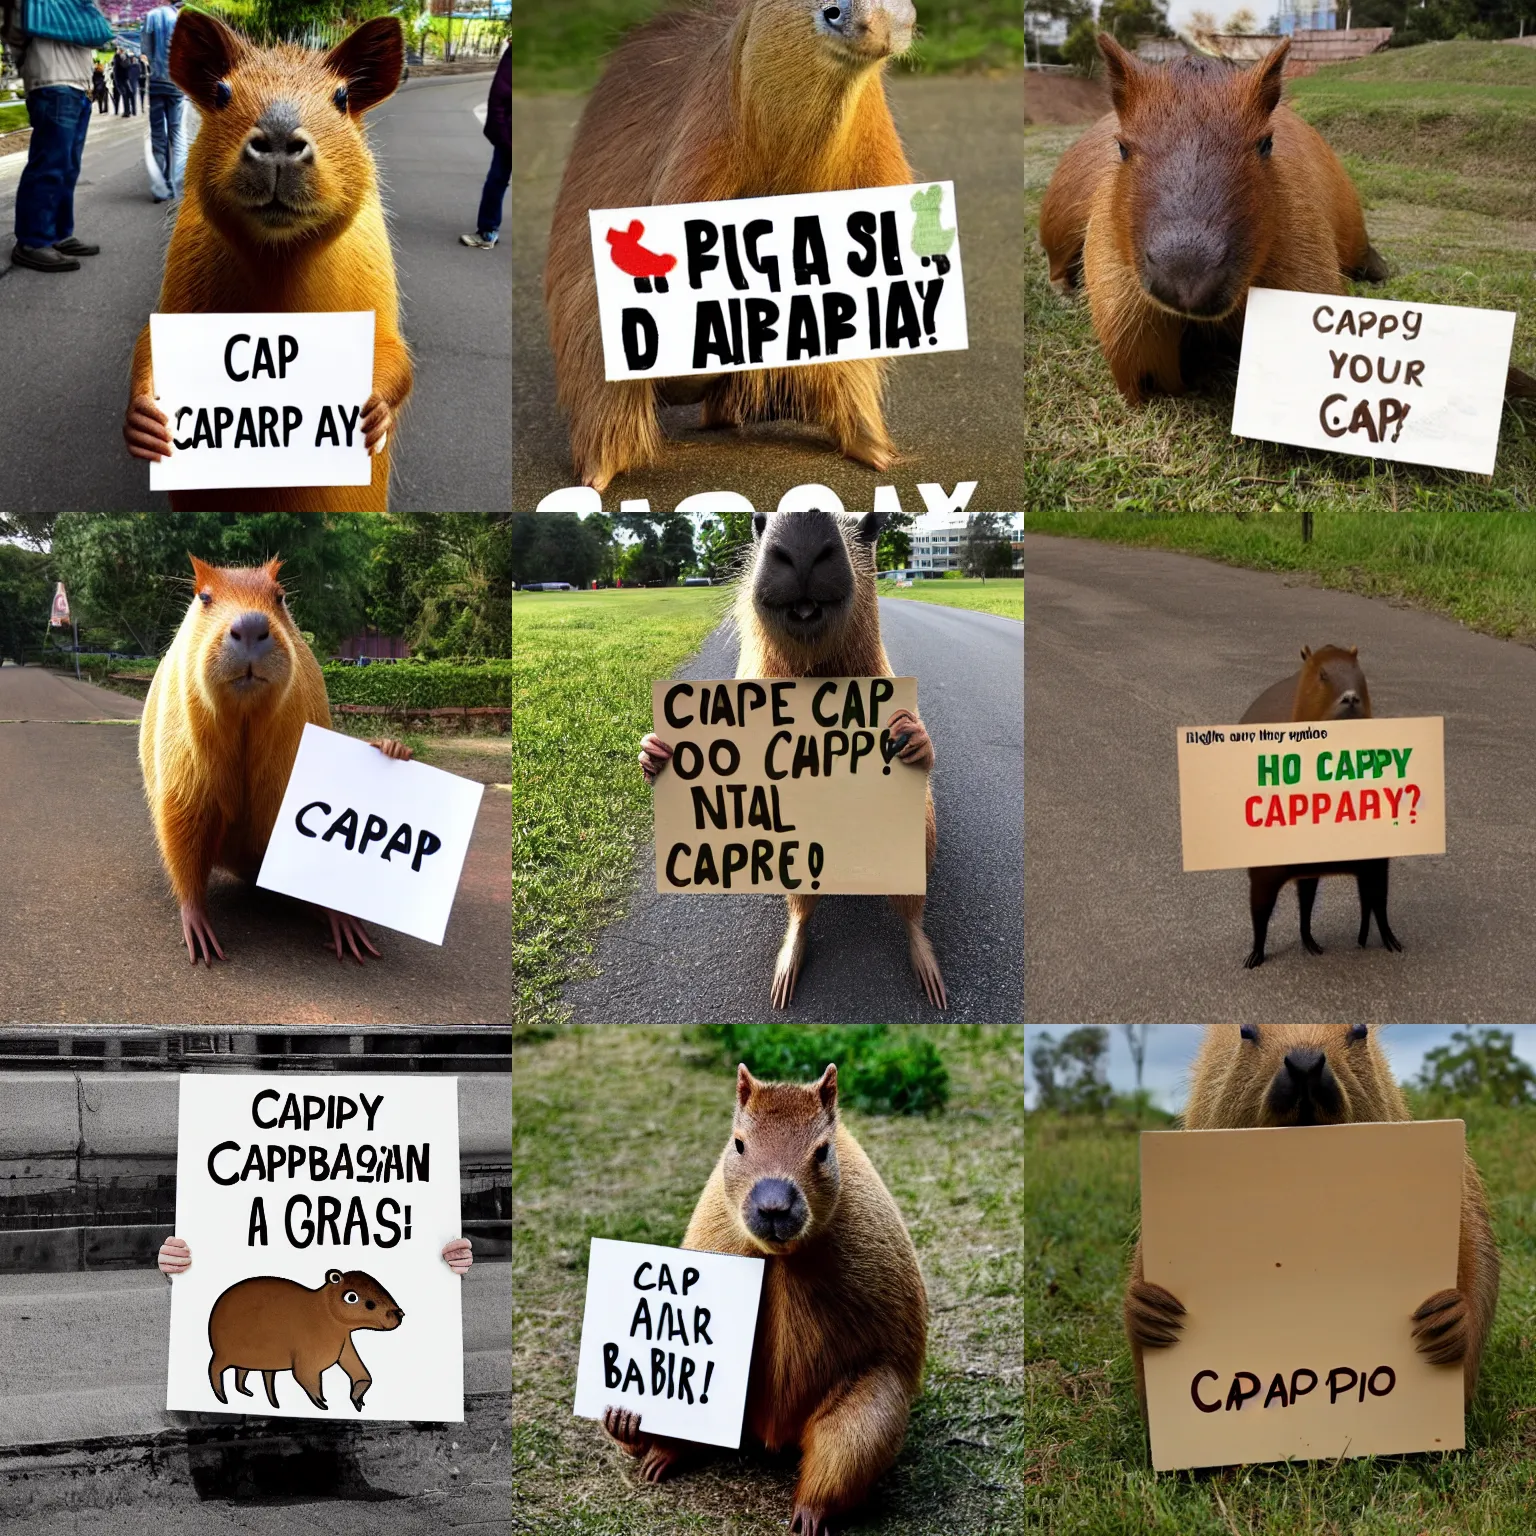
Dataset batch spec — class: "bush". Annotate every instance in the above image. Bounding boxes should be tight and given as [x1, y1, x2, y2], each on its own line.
[1415, 1027, 1536, 1108]
[697, 1024, 949, 1115]
[1029, 1026, 1113, 1115]
[319, 660, 513, 710]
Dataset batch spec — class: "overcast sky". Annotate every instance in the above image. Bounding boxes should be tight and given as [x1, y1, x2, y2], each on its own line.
[1024, 1026, 1536, 1111]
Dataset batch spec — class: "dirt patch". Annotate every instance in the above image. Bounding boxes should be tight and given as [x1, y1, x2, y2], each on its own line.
[1024, 72, 1108, 126]
[0, 128, 31, 159]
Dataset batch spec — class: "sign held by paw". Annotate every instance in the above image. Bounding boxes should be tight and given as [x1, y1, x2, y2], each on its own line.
[1139, 1120, 1466, 1470]
[574, 1238, 765, 1449]
[256, 724, 485, 945]
[649, 676, 928, 896]
[167, 1073, 464, 1422]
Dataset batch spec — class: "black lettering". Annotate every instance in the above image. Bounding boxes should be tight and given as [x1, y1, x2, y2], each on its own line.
[1191, 1370, 1221, 1413]
[224, 333, 251, 381]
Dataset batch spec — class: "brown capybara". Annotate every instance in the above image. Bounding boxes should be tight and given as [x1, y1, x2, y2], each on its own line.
[138, 555, 410, 966]
[603, 1064, 927, 1536]
[1039, 35, 1386, 404]
[545, 0, 917, 493]
[123, 13, 411, 511]
[1126, 1025, 1500, 1420]
[208, 1267, 404, 1411]
[637, 510, 944, 1008]
[1237, 643, 1398, 968]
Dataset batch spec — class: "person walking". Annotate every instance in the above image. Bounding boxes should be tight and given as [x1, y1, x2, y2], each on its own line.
[141, 0, 182, 202]
[458, 45, 509, 250]
[110, 44, 125, 114]
[91, 59, 108, 114]
[122, 47, 139, 115]
[137, 49, 147, 111]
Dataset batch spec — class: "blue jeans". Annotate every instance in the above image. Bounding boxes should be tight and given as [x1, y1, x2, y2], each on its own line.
[149, 84, 183, 196]
[14, 86, 92, 248]
[476, 143, 510, 239]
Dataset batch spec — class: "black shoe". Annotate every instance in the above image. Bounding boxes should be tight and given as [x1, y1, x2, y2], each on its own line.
[10, 244, 79, 272]
[54, 237, 100, 257]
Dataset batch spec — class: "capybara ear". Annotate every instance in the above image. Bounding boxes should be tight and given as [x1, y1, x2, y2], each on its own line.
[169, 10, 250, 113]
[855, 512, 888, 544]
[263, 557, 284, 581]
[737, 1063, 755, 1108]
[1248, 39, 1290, 118]
[816, 1063, 838, 1114]
[1097, 33, 1140, 119]
[327, 1268, 343, 1285]
[189, 554, 217, 590]
[323, 17, 405, 117]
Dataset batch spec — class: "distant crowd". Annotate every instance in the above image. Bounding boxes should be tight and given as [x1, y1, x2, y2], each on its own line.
[90, 45, 149, 116]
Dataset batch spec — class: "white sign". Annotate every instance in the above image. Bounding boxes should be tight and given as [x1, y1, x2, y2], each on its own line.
[1231, 288, 1515, 475]
[588, 183, 968, 381]
[573, 1238, 765, 1450]
[255, 724, 485, 946]
[167, 1074, 464, 1423]
[148, 310, 375, 491]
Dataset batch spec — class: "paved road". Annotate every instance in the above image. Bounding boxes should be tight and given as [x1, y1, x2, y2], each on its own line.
[0, 668, 510, 1025]
[513, 76, 1024, 512]
[564, 599, 1023, 1023]
[0, 73, 508, 513]
[1026, 535, 1536, 1024]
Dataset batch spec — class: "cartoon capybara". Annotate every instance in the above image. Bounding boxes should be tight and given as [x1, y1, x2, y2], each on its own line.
[1238, 643, 1399, 969]
[138, 555, 410, 965]
[638, 510, 945, 1008]
[208, 1268, 404, 1411]
[123, 13, 411, 511]
[603, 1063, 927, 1536]
[545, 0, 918, 493]
[1125, 1025, 1500, 1420]
[1039, 36, 1386, 403]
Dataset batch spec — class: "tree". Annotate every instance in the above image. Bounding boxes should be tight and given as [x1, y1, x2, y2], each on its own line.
[696, 514, 754, 581]
[510, 512, 605, 588]
[1098, 0, 1172, 48]
[1416, 1028, 1536, 1107]
[614, 515, 695, 585]
[1122, 1025, 1148, 1092]
[1225, 7, 1258, 32]
[876, 513, 915, 570]
[373, 513, 512, 658]
[959, 513, 1013, 581]
[0, 543, 53, 665]
[1030, 1028, 1114, 1114]
[1061, 15, 1100, 74]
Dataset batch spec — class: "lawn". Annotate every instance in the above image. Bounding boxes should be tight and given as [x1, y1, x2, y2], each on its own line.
[878, 576, 1023, 620]
[512, 586, 728, 1030]
[513, 1024, 1024, 1533]
[512, 0, 1024, 93]
[1025, 42, 1536, 643]
[1025, 1094, 1536, 1535]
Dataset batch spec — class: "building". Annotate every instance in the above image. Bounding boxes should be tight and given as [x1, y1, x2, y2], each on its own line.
[909, 514, 1024, 574]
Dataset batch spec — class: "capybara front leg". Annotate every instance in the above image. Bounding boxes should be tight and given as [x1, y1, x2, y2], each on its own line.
[772, 894, 820, 1009]
[1102, 309, 1185, 404]
[889, 893, 946, 1010]
[1297, 877, 1324, 955]
[602, 1407, 693, 1483]
[208, 1357, 230, 1404]
[798, 359, 896, 471]
[293, 1360, 328, 1411]
[233, 1367, 253, 1398]
[1125, 1238, 1185, 1420]
[1412, 1288, 1471, 1367]
[1245, 867, 1284, 969]
[567, 377, 663, 494]
[1354, 244, 1389, 283]
[1358, 859, 1401, 952]
[338, 1336, 372, 1411]
[791, 1365, 911, 1534]
[261, 1370, 280, 1409]
[885, 708, 934, 772]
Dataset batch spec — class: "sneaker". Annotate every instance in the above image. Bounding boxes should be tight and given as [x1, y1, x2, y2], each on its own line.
[54, 236, 100, 257]
[10, 244, 79, 272]
[459, 231, 497, 249]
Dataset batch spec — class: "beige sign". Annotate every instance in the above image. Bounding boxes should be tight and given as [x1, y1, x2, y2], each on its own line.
[1141, 1120, 1466, 1472]
[1176, 716, 1445, 872]
[650, 676, 927, 896]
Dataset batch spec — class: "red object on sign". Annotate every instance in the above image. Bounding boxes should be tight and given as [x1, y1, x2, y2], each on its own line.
[50, 582, 71, 627]
[605, 220, 677, 280]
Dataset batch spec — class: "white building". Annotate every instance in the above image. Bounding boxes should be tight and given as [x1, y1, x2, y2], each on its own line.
[909, 514, 1023, 574]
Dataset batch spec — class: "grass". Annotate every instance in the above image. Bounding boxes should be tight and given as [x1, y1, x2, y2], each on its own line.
[878, 576, 1023, 620]
[1025, 42, 1536, 642]
[512, 0, 1023, 93]
[0, 104, 28, 135]
[512, 585, 728, 1030]
[1024, 1095, 1536, 1534]
[513, 1024, 1023, 1533]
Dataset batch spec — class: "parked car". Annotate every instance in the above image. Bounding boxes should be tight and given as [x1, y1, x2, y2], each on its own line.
[519, 581, 575, 592]
[683, 577, 713, 586]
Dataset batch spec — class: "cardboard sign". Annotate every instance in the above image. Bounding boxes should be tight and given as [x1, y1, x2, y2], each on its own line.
[650, 676, 927, 895]
[1231, 289, 1515, 475]
[573, 1238, 765, 1450]
[148, 311, 375, 491]
[167, 1074, 464, 1422]
[1176, 716, 1445, 872]
[589, 183, 968, 381]
[255, 724, 485, 945]
[1140, 1120, 1465, 1470]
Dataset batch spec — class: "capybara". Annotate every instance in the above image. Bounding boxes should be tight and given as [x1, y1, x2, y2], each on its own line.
[545, 0, 917, 493]
[603, 1063, 927, 1536]
[123, 13, 411, 510]
[138, 555, 410, 965]
[638, 510, 945, 1008]
[1039, 35, 1387, 403]
[1125, 1025, 1499, 1419]
[1238, 643, 1399, 968]
[208, 1267, 404, 1411]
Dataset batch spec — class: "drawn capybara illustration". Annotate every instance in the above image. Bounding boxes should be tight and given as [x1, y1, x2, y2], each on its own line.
[208, 1268, 403, 1411]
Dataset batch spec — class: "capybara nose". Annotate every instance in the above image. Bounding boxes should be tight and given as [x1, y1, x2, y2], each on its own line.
[226, 611, 273, 664]
[1268, 1046, 1342, 1121]
[745, 1177, 808, 1241]
[387, 1308, 403, 1323]
[1143, 231, 1231, 317]
[1337, 690, 1361, 716]
[244, 101, 314, 169]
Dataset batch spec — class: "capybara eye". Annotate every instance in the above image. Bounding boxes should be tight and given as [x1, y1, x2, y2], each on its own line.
[823, 6, 841, 22]
[1257, 134, 1274, 159]
[343, 1290, 359, 1304]
[199, 591, 213, 607]
[365, 1299, 376, 1310]
[213, 80, 231, 110]
[734, 1137, 745, 1154]
[815, 1142, 830, 1164]
[333, 84, 349, 112]
[1240, 1024, 1259, 1043]
[1117, 140, 1130, 163]
[1349, 1023, 1368, 1041]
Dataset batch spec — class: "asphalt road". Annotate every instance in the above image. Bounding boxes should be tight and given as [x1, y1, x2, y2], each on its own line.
[0, 72, 508, 514]
[1025, 535, 1536, 1024]
[0, 667, 510, 1026]
[513, 75, 1025, 512]
[564, 598, 1023, 1023]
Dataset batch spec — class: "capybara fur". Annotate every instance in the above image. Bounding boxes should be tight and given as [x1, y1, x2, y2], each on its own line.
[1039, 35, 1386, 403]
[208, 1267, 403, 1411]
[545, 0, 917, 493]
[1126, 1025, 1500, 1420]
[124, 13, 411, 510]
[1238, 643, 1398, 968]
[603, 1064, 927, 1536]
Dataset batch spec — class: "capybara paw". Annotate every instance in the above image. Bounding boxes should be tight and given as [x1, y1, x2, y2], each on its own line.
[1412, 1289, 1469, 1365]
[1302, 934, 1325, 956]
[841, 431, 895, 473]
[637, 1444, 683, 1483]
[234, 1381, 253, 1397]
[581, 467, 614, 495]
[1379, 926, 1404, 954]
[368, 737, 413, 761]
[124, 394, 172, 461]
[908, 930, 947, 1010]
[791, 1504, 834, 1536]
[771, 949, 803, 1009]
[361, 393, 393, 455]
[886, 708, 934, 771]
[1243, 946, 1266, 970]
[326, 909, 382, 965]
[639, 733, 672, 784]
[603, 1406, 647, 1454]
[179, 903, 228, 967]
[1126, 1278, 1186, 1348]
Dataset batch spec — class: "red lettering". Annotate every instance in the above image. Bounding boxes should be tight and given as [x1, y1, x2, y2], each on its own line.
[1311, 792, 1331, 824]
[1360, 788, 1381, 818]
[1264, 795, 1286, 828]
[1289, 793, 1309, 826]
[1335, 792, 1357, 822]
[1383, 786, 1404, 817]
[1246, 796, 1264, 828]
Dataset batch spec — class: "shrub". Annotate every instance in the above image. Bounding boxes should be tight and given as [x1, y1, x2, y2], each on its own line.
[320, 660, 513, 710]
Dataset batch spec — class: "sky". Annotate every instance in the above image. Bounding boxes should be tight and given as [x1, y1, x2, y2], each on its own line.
[1023, 1026, 1536, 1111]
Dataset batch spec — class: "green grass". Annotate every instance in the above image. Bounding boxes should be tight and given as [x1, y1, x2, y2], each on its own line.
[0, 104, 29, 135]
[1024, 1096, 1536, 1534]
[878, 576, 1023, 620]
[1026, 42, 1536, 641]
[512, 0, 1023, 93]
[513, 585, 728, 1029]
[513, 1024, 1023, 1532]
